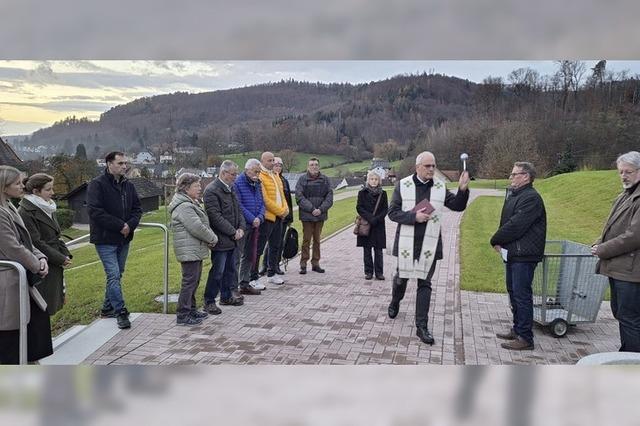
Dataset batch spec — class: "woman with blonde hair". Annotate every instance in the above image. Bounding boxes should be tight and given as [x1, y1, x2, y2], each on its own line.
[169, 173, 218, 325]
[19, 173, 72, 316]
[0, 165, 52, 364]
[355, 170, 389, 280]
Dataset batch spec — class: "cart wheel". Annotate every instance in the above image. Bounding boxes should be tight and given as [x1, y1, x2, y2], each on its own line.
[549, 319, 568, 338]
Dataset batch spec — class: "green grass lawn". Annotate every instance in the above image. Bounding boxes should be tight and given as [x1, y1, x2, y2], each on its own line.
[226, 151, 346, 173]
[288, 188, 393, 239]
[460, 170, 621, 293]
[53, 208, 177, 334]
[323, 160, 402, 177]
[446, 178, 511, 190]
[61, 227, 89, 241]
[52, 189, 390, 335]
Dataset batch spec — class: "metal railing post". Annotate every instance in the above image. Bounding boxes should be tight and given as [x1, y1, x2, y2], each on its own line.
[139, 223, 170, 314]
[67, 222, 170, 314]
[66, 234, 91, 247]
[0, 260, 29, 364]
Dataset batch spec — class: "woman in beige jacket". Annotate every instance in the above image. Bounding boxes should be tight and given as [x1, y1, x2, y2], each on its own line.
[0, 165, 52, 364]
[169, 173, 218, 326]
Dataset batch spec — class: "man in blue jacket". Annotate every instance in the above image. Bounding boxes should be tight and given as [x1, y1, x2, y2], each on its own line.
[234, 158, 265, 295]
[87, 152, 142, 329]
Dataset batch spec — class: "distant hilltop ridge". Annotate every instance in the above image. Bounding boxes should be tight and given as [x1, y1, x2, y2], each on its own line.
[22, 73, 476, 158]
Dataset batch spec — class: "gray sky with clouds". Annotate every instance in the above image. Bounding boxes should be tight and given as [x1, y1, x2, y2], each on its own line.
[2, 60, 640, 136]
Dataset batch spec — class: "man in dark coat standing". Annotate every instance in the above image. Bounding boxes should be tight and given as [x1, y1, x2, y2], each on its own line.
[295, 157, 333, 274]
[490, 161, 547, 351]
[388, 151, 469, 345]
[592, 151, 640, 352]
[87, 152, 142, 329]
[203, 160, 245, 311]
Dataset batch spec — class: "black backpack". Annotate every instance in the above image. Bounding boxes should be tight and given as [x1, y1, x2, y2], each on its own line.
[282, 226, 299, 260]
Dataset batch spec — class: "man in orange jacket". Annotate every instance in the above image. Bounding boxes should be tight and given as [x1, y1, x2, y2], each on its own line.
[254, 151, 289, 286]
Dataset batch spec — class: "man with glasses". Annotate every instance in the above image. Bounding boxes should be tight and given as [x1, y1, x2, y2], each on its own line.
[490, 161, 547, 350]
[387, 151, 469, 345]
[592, 151, 640, 352]
[88, 151, 142, 329]
[203, 160, 245, 312]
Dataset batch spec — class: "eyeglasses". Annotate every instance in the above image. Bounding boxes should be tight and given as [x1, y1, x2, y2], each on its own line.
[509, 172, 528, 178]
[619, 169, 639, 177]
[419, 164, 436, 169]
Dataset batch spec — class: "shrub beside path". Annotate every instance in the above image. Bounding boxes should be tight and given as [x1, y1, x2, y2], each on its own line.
[84, 189, 619, 365]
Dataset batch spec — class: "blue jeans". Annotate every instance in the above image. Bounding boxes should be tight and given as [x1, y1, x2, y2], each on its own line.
[609, 278, 640, 352]
[96, 243, 130, 313]
[505, 262, 537, 344]
[204, 249, 236, 304]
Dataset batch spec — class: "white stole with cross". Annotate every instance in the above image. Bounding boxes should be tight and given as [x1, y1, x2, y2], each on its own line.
[397, 175, 446, 279]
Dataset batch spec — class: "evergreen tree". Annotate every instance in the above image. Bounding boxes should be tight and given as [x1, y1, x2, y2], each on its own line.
[75, 143, 87, 160]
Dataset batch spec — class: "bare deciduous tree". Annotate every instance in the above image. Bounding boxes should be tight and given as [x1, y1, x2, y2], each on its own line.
[278, 149, 297, 172]
[555, 60, 585, 112]
[480, 121, 544, 178]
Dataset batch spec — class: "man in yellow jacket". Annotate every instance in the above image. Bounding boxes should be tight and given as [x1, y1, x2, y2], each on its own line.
[254, 151, 289, 286]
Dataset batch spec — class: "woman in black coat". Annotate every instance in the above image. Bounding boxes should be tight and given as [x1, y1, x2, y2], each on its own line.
[356, 171, 388, 280]
[18, 174, 72, 316]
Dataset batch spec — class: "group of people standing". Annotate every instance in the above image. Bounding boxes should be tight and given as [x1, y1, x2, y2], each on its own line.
[169, 152, 334, 326]
[372, 149, 638, 353]
[0, 167, 72, 364]
[1, 147, 638, 364]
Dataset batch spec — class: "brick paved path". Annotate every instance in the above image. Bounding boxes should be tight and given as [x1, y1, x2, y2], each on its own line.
[85, 190, 619, 365]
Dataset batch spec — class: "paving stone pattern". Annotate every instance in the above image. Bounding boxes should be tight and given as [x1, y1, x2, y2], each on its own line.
[85, 189, 620, 365]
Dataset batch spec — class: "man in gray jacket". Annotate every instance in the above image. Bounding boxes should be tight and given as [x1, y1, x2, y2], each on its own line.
[295, 157, 333, 274]
[203, 160, 245, 312]
[592, 151, 640, 352]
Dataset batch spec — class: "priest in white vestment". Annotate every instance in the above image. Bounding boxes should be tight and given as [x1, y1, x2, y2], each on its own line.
[387, 151, 470, 345]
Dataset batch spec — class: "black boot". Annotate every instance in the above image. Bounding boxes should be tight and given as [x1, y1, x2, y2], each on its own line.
[416, 325, 434, 345]
[388, 275, 407, 319]
[388, 299, 400, 318]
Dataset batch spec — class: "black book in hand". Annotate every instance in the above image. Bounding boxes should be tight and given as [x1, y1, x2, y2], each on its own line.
[410, 199, 435, 214]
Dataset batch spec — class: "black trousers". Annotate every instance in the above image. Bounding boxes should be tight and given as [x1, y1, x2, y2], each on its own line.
[610, 278, 640, 352]
[263, 221, 289, 272]
[391, 261, 437, 327]
[0, 299, 53, 364]
[363, 245, 383, 276]
[253, 218, 282, 278]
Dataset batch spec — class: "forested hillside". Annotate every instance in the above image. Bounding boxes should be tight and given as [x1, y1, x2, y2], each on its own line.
[24, 61, 640, 178]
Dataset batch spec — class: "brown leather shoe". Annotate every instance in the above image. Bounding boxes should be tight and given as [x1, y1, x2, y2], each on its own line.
[204, 302, 222, 315]
[231, 290, 245, 301]
[239, 286, 261, 295]
[220, 297, 244, 306]
[496, 329, 517, 340]
[500, 337, 534, 350]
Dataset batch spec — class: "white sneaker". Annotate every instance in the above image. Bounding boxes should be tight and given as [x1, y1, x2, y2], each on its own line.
[267, 276, 285, 285]
[250, 279, 266, 290]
